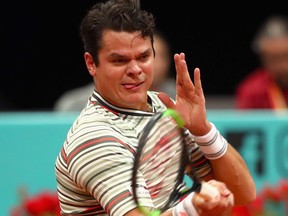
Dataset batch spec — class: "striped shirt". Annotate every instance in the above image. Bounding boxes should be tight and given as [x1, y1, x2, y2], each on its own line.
[55, 91, 212, 215]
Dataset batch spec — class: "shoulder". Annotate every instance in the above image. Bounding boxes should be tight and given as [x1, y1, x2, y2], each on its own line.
[66, 109, 137, 154]
[236, 68, 271, 94]
[239, 69, 270, 85]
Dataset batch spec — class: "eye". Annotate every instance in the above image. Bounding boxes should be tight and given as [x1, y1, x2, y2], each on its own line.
[112, 58, 128, 64]
[139, 54, 150, 62]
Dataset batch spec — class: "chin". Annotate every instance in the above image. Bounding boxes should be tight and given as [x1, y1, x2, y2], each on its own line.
[123, 92, 146, 104]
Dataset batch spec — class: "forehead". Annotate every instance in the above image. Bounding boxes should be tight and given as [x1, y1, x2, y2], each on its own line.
[101, 30, 152, 53]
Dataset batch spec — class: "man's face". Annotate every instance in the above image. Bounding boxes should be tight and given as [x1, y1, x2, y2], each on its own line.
[260, 36, 288, 87]
[94, 31, 154, 110]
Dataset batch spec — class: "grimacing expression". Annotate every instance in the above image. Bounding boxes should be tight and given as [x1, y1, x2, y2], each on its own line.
[91, 31, 154, 110]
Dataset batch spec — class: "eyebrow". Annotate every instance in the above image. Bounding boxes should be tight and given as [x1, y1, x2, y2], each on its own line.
[109, 48, 153, 59]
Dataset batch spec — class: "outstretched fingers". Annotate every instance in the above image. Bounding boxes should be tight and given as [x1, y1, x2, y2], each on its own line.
[174, 53, 195, 91]
[193, 67, 204, 97]
[174, 53, 204, 99]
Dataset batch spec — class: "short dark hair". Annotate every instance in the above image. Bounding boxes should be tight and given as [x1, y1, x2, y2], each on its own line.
[80, 0, 156, 66]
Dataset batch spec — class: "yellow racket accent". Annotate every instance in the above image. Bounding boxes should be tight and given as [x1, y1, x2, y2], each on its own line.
[139, 206, 161, 216]
[162, 108, 185, 128]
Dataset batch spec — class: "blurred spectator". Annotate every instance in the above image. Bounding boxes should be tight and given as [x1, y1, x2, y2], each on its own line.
[149, 30, 176, 98]
[53, 30, 176, 112]
[53, 82, 93, 112]
[235, 15, 288, 110]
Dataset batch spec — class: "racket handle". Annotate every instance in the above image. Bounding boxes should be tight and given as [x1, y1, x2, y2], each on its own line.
[198, 182, 220, 201]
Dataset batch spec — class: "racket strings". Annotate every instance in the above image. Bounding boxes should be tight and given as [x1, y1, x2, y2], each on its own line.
[132, 112, 168, 209]
[140, 126, 181, 166]
[132, 109, 198, 215]
[139, 116, 183, 173]
[141, 119, 185, 206]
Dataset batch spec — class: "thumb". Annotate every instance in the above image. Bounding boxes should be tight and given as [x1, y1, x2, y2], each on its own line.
[157, 92, 175, 109]
[193, 193, 219, 210]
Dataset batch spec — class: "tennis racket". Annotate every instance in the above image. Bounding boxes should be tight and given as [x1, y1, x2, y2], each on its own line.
[131, 108, 219, 216]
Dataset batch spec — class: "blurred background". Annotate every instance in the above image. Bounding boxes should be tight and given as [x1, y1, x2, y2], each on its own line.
[1, 1, 288, 216]
[1, 0, 287, 111]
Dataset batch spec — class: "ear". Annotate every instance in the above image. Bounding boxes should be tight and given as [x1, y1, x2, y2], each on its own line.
[84, 52, 97, 76]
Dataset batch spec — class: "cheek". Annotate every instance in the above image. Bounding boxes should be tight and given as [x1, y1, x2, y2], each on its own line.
[101, 66, 122, 80]
[146, 73, 154, 88]
[96, 71, 120, 91]
[146, 67, 154, 82]
[144, 62, 154, 75]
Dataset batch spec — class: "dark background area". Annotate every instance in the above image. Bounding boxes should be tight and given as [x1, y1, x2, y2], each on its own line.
[1, 1, 287, 111]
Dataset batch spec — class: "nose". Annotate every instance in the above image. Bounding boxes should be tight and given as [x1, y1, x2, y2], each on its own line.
[127, 61, 142, 75]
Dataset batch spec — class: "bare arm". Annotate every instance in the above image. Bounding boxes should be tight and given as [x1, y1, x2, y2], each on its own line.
[201, 144, 256, 205]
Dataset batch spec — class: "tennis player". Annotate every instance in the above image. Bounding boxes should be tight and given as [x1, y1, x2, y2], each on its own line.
[55, 0, 256, 215]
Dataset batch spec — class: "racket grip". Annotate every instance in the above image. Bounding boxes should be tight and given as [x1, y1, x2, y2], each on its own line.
[198, 182, 220, 201]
